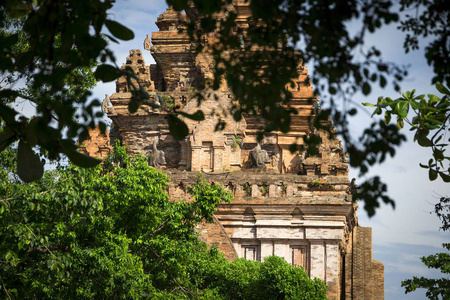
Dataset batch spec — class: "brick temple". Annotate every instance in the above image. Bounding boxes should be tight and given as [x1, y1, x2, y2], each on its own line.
[81, 3, 384, 299]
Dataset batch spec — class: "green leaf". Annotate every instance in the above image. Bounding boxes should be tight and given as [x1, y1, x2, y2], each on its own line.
[95, 64, 122, 82]
[362, 102, 375, 107]
[429, 169, 438, 181]
[396, 117, 404, 129]
[417, 135, 432, 147]
[384, 111, 391, 124]
[17, 140, 44, 183]
[434, 149, 444, 161]
[371, 107, 382, 117]
[104, 20, 134, 41]
[410, 100, 424, 110]
[396, 101, 409, 118]
[167, 114, 189, 140]
[65, 150, 101, 168]
[439, 172, 450, 182]
[435, 84, 450, 96]
[178, 110, 205, 121]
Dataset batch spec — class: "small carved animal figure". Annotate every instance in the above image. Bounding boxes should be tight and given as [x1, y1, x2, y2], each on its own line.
[251, 143, 270, 169]
[150, 137, 166, 168]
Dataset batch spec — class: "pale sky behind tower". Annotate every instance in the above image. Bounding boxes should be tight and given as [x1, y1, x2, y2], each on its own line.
[88, 1, 449, 299]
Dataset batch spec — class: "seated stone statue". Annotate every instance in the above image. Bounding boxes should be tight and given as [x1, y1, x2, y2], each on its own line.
[150, 137, 166, 168]
[251, 143, 270, 169]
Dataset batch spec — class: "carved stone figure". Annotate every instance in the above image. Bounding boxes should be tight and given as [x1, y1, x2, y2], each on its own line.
[101, 94, 111, 114]
[153, 95, 161, 113]
[179, 73, 188, 89]
[150, 137, 166, 167]
[144, 34, 151, 51]
[251, 143, 270, 169]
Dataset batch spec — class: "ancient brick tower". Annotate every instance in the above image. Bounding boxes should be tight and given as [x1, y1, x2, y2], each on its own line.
[82, 4, 384, 299]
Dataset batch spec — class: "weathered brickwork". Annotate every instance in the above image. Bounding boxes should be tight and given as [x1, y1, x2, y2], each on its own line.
[81, 3, 384, 299]
[78, 127, 112, 160]
[345, 227, 384, 300]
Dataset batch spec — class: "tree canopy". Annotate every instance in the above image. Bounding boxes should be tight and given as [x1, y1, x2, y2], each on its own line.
[0, 144, 326, 299]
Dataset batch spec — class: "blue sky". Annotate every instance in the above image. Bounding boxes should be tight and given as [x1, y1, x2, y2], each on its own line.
[91, 1, 449, 298]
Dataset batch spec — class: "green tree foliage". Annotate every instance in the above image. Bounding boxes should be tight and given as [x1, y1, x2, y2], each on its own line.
[401, 196, 450, 299]
[197, 256, 327, 300]
[0, 144, 325, 299]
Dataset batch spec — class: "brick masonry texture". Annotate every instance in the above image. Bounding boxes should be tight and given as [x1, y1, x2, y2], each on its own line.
[81, 3, 384, 299]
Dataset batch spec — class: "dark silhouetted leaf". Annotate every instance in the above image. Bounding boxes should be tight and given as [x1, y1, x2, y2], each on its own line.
[429, 169, 438, 181]
[105, 20, 134, 41]
[17, 140, 43, 183]
[65, 150, 101, 168]
[439, 172, 450, 182]
[95, 64, 122, 82]
[178, 110, 205, 121]
[362, 82, 371, 95]
[418, 135, 432, 147]
[168, 114, 189, 140]
[0, 130, 16, 151]
[128, 100, 139, 113]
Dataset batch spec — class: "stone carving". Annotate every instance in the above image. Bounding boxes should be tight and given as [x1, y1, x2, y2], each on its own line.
[153, 95, 161, 113]
[101, 94, 111, 113]
[347, 178, 357, 199]
[144, 34, 151, 50]
[314, 99, 321, 115]
[179, 73, 188, 89]
[150, 137, 166, 167]
[251, 143, 270, 169]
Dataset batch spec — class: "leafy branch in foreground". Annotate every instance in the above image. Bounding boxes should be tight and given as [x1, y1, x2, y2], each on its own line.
[0, 1, 137, 182]
[363, 84, 450, 182]
[401, 196, 450, 300]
